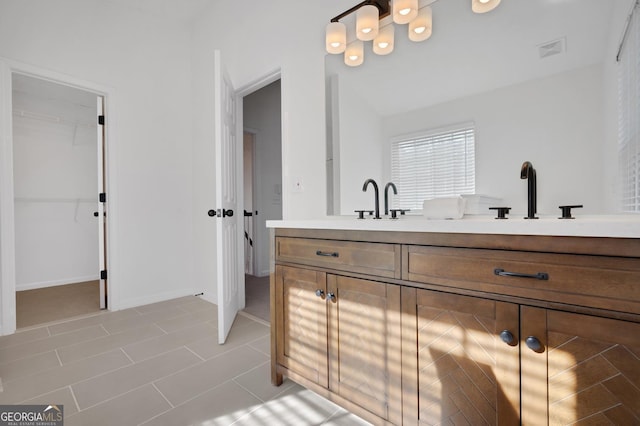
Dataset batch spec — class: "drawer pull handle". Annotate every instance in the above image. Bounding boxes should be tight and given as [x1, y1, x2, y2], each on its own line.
[494, 268, 548, 280]
[316, 250, 339, 258]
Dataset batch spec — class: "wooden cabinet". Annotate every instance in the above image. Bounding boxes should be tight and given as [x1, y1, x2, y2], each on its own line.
[271, 229, 640, 426]
[521, 307, 640, 425]
[274, 264, 402, 425]
[401, 289, 640, 426]
[401, 287, 521, 425]
[274, 265, 328, 387]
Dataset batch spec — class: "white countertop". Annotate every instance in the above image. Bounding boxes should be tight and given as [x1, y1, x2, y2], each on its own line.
[267, 214, 640, 238]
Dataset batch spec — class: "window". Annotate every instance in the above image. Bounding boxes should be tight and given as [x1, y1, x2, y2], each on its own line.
[619, 2, 640, 212]
[391, 123, 475, 210]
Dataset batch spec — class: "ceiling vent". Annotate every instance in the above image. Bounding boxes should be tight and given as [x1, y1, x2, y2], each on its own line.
[538, 37, 566, 59]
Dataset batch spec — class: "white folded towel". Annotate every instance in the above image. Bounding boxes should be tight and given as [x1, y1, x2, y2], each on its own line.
[423, 196, 466, 219]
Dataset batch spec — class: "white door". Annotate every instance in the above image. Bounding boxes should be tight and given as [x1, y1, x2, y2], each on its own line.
[97, 96, 107, 309]
[214, 51, 242, 344]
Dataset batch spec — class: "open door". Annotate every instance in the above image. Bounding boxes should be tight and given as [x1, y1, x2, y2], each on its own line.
[214, 51, 242, 344]
[97, 96, 107, 309]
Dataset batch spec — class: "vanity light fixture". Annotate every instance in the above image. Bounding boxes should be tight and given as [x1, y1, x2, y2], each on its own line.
[326, 0, 501, 66]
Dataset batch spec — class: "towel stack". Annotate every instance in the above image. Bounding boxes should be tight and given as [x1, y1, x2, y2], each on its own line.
[461, 194, 504, 215]
[423, 196, 466, 219]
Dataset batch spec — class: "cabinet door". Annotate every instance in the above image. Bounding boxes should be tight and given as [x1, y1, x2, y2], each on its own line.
[521, 307, 640, 426]
[327, 275, 402, 425]
[275, 265, 328, 387]
[402, 287, 520, 426]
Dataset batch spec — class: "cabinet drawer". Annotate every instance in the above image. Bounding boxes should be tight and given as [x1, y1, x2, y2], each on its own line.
[276, 237, 401, 279]
[404, 245, 640, 315]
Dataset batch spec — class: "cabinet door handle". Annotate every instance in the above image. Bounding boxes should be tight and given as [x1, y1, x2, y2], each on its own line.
[525, 336, 544, 352]
[494, 268, 549, 280]
[315, 289, 325, 298]
[326, 292, 336, 302]
[499, 330, 516, 346]
[316, 250, 339, 258]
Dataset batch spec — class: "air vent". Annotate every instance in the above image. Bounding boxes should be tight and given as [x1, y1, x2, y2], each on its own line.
[538, 37, 566, 59]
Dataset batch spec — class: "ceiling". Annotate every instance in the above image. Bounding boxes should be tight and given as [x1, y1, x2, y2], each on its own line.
[326, 0, 630, 117]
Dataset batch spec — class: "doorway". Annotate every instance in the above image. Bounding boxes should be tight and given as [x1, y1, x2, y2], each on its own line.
[11, 74, 107, 328]
[241, 79, 282, 323]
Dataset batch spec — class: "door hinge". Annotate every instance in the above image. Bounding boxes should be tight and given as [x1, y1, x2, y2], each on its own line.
[100, 270, 108, 280]
[99, 193, 106, 203]
[98, 115, 105, 125]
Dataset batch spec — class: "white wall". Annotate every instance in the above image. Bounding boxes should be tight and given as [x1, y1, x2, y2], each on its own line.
[367, 64, 605, 216]
[13, 87, 99, 289]
[0, 0, 195, 313]
[191, 0, 338, 221]
[243, 81, 282, 277]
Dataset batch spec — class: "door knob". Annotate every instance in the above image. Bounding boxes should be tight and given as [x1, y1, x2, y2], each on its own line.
[222, 209, 234, 217]
[315, 289, 324, 298]
[207, 209, 218, 217]
[326, 292, 336, 302]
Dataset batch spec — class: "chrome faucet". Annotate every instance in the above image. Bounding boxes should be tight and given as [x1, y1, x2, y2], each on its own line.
[362, 178, 381, 219]
[384, 182, 397, 216]
[520, 161, 538, 219]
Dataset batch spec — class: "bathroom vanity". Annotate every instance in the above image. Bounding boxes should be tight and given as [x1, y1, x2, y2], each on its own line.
[268, 218, 640, 425]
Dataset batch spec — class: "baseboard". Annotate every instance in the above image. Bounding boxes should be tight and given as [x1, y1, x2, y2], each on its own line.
[117, 288, 195, 311]
[16, 275, 100, 291]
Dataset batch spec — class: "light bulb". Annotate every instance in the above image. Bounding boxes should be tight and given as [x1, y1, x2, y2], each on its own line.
[409, 6, 432, 42]
[373, 25, 394, 55]
[326, 22, 346, 54]
[356, 4, 379, 41]
[344, 40, 364, 66]
[393, 0, 418, 24]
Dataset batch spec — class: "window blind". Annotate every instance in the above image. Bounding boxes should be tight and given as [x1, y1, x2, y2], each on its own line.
[391, 124, 475, 210]
[619, 2, 640, 212]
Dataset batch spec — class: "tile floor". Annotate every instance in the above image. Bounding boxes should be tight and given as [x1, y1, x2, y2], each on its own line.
[0, 296, 371, 425]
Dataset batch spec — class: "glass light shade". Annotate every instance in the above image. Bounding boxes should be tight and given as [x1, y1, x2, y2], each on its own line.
[356, 5, 379, 41]
[373, 25, 394, 55]
[472, 0, 501, 14]
[392, 0, 418, 24]
[326, 22, 346, 54]
[344, 40, 364, 67]
[409, 6, 432, 42]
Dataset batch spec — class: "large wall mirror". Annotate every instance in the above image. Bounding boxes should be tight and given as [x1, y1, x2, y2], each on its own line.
[326, 0, 632, 216]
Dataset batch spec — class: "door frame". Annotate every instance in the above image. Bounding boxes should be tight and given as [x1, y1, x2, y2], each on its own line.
[0, 58, 120, 335]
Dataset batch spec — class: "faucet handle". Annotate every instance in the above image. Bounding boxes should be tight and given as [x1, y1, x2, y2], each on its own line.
[489, 207, 511, 219]
[559, 205, 583, 219]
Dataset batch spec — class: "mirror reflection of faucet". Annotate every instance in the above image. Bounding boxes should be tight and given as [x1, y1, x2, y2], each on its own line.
[384, 182, 397, 216]
[520, 161, 538, 219]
